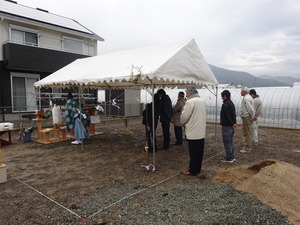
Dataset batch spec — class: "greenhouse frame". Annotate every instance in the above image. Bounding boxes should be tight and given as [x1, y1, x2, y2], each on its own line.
[140, 87, 300, 129]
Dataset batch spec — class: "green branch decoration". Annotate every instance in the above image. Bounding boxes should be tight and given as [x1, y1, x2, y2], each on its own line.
[130, 65, 143, 85]
[22, 125, 35, 134]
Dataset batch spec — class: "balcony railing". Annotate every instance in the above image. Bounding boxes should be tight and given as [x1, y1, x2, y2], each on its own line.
[3, 40, 88, 55]
[3, 42, 90, 72]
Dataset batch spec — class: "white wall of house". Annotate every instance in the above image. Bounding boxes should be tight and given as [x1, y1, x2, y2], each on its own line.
[0, 18, 98, 59]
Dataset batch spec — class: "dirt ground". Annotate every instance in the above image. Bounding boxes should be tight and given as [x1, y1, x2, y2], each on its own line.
[1, 117, 300, 224]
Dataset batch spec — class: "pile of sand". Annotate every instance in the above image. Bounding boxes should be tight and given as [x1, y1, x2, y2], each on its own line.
[213, 159, 300, 225]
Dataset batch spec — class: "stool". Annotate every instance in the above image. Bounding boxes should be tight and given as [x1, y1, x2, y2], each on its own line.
[40, 128, 54, 143]
[57, 126, 67, 140]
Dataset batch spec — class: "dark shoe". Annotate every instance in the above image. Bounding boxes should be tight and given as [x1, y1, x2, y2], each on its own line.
[172, 143, 182, 146]
[148, 147, 157, 153]
[158, 146, 169, 150]
[148, 150, 156, 153]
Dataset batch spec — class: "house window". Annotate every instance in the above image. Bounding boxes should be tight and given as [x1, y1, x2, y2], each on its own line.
[10, 25, 38, 46]
[11, 73, 39, 112]
[62, 36, 83, 54]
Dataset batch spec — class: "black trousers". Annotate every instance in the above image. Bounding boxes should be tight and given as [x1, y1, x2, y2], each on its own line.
[174, 125, 183, 145]
[188, 138, 205, 175]
[161, 122, 170, 148]
[145, 126, 156, 150]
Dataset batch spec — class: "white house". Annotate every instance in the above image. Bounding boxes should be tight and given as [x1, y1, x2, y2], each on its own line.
[0, 0, 104, 117]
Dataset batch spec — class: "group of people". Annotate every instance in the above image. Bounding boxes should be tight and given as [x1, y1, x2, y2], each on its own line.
[142, 89, 185, 152]
[66, 86, 262, 176]
[142, 87, 207, 176]
[220, 87, 262, 163]
[143, 86, 262, 177]
[142, 88, 191, 151]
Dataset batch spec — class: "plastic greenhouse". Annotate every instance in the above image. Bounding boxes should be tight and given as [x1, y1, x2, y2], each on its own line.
[141, 87, 300, 129]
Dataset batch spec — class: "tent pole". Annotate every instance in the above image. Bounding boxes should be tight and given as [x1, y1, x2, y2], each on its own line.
[204, 85, 218, 142]
[151, 83, 156, 172]
[215, 86, 218, 142]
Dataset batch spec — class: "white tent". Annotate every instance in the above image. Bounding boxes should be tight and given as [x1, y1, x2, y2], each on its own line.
[34, 39, 218, 89]
[34, 39, 218, 171]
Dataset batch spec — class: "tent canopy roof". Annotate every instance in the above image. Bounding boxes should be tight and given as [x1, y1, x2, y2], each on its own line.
[34, 39, 218, 89]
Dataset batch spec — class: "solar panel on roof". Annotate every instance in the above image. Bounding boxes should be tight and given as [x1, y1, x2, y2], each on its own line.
[0, 0, 96, 36]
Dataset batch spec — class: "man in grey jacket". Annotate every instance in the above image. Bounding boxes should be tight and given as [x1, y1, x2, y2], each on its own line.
[239, 87, 255, 153]
[180, 86, 206, 176]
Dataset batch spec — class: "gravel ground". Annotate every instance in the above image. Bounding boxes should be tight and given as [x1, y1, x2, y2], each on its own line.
[2, 169, 291, 225]
[1, 117, 297, 225]
[83, 182, 290, 225]
[45, 180, 290, 225]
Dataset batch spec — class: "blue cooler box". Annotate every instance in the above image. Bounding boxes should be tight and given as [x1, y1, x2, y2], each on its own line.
[23, 132, 31, 142]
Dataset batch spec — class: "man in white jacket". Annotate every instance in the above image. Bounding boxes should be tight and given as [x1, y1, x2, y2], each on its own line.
[180, 86, 206, 176]
[250, 89, 262, 145]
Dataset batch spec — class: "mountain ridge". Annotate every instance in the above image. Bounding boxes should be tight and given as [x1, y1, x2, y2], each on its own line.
[258, 74, 300, 86]
[209, 64, 300, 87]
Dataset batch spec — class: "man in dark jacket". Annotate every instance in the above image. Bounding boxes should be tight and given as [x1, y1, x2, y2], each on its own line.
[157, 89, 172, 150]
[142, 93, 160, 152]
[220, 90, 237, 162]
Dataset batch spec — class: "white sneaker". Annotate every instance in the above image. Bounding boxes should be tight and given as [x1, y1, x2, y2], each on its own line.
[221, 158, 236, 163]
[239, 149, 251, 153]
[71, 140, 81, 145]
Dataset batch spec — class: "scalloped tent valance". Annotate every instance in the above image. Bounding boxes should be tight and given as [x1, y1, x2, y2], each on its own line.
[34, 39, 218, 89]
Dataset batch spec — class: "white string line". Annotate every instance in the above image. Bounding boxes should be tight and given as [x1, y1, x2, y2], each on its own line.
[87, 171, 181, 219]
[11, 127, 226, 221]
[203, 150, 223, 162]
[87, 149, 224, 220]
[99, 120, 141, 127]
[10, 175, 82, 219]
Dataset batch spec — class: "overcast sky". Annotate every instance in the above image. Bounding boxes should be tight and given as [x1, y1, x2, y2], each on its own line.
[16, 0, 300, 78]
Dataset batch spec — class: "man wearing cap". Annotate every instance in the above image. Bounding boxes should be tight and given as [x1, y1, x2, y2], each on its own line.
[172, 91, 186, 145]
[180, 87, 206, 176]
[250, 89, 262, 145]
[240, 87, 255, 153]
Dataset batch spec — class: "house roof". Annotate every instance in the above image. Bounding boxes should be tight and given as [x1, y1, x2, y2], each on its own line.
[0, 0, 104, 41]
